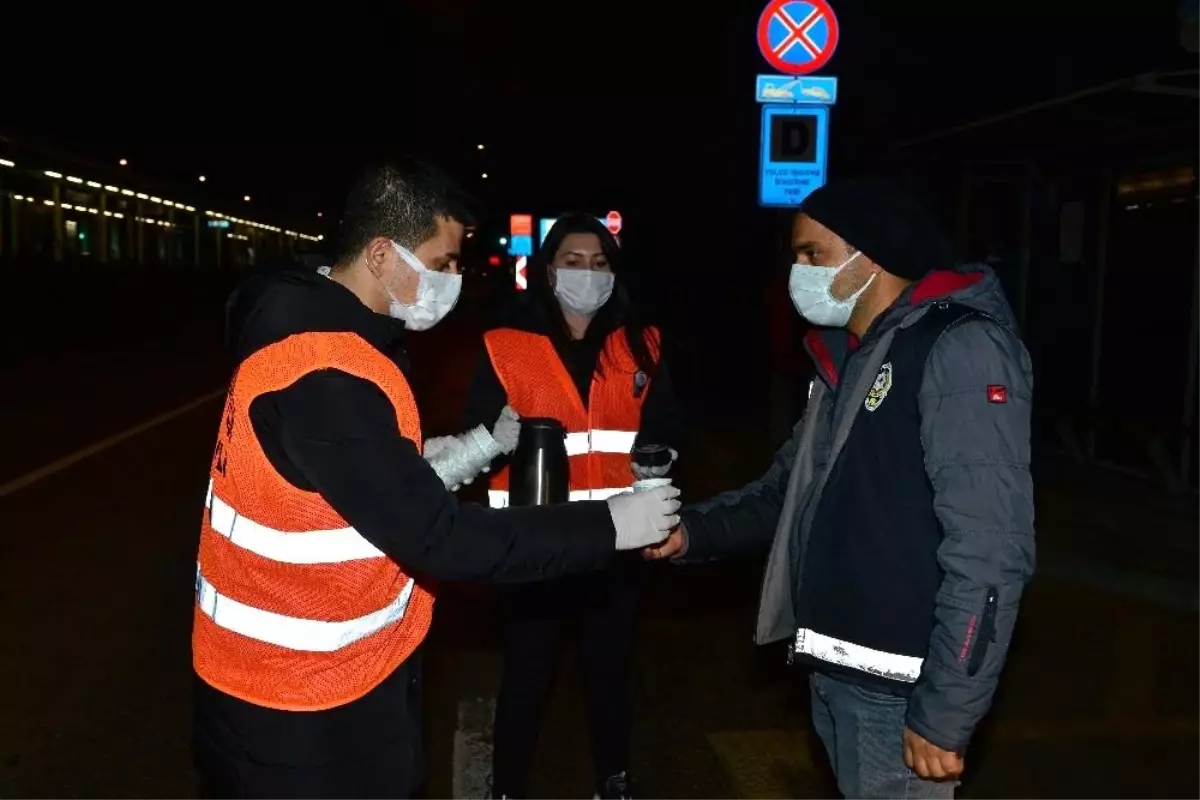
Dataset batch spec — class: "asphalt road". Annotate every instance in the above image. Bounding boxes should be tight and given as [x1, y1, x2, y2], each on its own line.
[0, 271, 1196, 798]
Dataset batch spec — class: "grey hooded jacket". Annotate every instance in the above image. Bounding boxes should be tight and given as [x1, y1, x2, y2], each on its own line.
[678, 263, 1035, 753]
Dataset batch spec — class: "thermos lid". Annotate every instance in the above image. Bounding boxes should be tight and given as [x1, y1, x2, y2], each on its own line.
[520, 417, 566, 436]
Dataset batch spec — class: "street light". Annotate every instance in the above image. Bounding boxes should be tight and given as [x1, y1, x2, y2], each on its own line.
[499, 236, 508, 246]
[243, 195, 251, 202]
[317, 212, 323, 218]
[481, 173, 488, 179]
[199, 175, 206, 182]
[477, 144, 485, 150]
[119, 158, 128, 166]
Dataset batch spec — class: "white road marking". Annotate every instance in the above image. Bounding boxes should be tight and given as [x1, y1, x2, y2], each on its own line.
[452, 694, 495, 799]
[0, 388, 226, 497]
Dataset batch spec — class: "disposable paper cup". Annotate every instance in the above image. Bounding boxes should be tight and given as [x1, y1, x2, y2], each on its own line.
[632, 478, 673, 493]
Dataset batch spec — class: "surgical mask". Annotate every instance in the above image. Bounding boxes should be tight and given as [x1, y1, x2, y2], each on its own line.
[553, 268, 614, 316]
[788, 252, 876, 328]
[382, 242, 462, 331]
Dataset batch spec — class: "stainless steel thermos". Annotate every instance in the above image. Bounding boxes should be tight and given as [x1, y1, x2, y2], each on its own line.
[508, 417, 570, 506]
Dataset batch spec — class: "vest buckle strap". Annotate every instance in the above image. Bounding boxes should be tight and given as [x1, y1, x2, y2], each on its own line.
[196, 566, 416, 652]
[793, 627, 924, 683]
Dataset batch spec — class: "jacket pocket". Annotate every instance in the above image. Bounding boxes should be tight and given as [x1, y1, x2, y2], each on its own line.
[963, 587, 998, 677]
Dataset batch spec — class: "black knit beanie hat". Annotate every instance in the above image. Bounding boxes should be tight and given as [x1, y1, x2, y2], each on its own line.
[798, 177, 954, 280]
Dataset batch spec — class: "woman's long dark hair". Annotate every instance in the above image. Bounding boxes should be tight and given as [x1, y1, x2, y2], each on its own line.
[528, 212, 657, 378]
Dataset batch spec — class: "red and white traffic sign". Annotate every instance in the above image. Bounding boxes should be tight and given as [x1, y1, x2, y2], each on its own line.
[514, 256, 528, 291]
[604, 210, 622, 235]
[756, 0, 840, 76]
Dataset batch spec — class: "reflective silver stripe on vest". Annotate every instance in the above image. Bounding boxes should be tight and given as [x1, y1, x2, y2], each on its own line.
[562, 430, 636, 457]
[565, 432, 591, 456]
[793, 628, 924, 683]
[589, 429, 637, 454]
[579, 487, 628, 500]
[199, 479, 414, 650]
[196, 564, 415, 652]
[488, 486, 629, 508]
[205, 479, 384, 564]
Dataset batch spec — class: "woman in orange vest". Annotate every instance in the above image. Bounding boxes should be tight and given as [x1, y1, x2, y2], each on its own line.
[463, 212, 682, 799]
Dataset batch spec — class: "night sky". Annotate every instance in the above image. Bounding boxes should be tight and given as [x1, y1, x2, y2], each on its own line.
[4, 0, 1187, 399]
[5, 0, 1187, 232]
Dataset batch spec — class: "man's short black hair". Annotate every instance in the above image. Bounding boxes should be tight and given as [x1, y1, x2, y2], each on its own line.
[334, 159, 475, 264]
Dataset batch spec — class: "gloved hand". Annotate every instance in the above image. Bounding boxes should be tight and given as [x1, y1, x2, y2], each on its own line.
[422, 436, 470, 491]
[423, 426, 505, 491]
[606, 485, 682, 551]
[631, 448, 679, 480]
[492, 406, 521, 455]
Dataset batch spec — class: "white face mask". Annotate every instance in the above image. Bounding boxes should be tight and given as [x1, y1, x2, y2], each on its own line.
[553, 268, 614, 316]
[788, 251, 876, 328]
[383, 242, 462, 331]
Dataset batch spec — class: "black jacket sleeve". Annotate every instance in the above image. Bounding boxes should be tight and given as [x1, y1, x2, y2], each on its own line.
[634, 354, 684, 452]
[255, 369, 615, 583]
[461, 348, 509, 433]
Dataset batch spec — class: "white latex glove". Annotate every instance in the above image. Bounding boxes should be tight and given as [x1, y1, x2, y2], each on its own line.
[423, 427, 503, 491]
[631, 448, 679, 480]
[606, 485, 682, 550]
[492, 406, 521, 455]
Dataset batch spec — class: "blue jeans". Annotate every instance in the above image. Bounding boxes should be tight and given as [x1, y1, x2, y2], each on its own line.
[810, 672, 957, 799]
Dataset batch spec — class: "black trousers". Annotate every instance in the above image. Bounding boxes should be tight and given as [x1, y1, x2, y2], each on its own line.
[193, 652, 424, 799]
[491, 559, 641, 797]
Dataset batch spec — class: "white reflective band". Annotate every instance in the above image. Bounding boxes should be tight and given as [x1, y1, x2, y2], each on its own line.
[793, 628, 924, 683]
[589, 429, 637, 454]
[196, 565, 415, 652]
[565, 432, 591, 457]
[488, 487, 629, 507]
[560, 430, 637, 457]
[206, 479, 384, 564]
[578, 487, 628, 500]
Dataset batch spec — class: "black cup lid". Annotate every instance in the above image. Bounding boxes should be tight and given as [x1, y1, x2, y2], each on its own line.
[633, 443, 671, 467]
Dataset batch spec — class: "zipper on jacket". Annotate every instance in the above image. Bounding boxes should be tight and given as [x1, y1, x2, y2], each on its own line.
[966, 587, 998, 677]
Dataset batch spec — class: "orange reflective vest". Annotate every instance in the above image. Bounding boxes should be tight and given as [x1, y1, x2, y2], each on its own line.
[192, 331, 436, 712]
[484, 326, 659, 508]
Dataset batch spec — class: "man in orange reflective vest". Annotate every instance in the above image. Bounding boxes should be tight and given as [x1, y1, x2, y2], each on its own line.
[192, 159, 681, 799]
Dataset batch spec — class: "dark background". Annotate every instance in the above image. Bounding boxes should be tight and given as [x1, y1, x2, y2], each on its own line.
[5, 1, 1189, 226]
[2, 0, 1195, 445]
